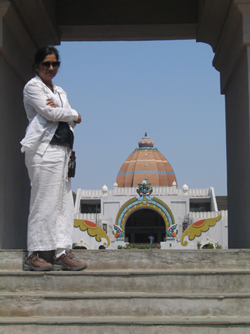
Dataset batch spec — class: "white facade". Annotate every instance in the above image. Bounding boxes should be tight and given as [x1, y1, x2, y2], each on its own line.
[74, 184, 228, 250]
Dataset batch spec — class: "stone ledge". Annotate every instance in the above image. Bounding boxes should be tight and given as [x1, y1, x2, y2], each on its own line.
[1, 249, 250, 270]
[1, 316, 250, 325]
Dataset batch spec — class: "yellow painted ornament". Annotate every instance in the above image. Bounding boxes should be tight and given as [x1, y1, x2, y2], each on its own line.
[74, 219, 110, 247]
[181, 214, 222, 246]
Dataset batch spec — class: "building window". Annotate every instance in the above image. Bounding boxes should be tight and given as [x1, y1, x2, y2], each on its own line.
[182, 221, 188, 232]
[190, 200, 211, 212]
[80, 199, 101, 214]
[102, 223, 107, 233]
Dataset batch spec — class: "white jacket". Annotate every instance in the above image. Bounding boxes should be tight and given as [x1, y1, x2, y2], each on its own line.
[20, 75, 79, 155]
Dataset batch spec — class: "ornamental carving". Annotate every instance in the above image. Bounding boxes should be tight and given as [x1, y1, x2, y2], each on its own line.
[114, 181, 175, 240]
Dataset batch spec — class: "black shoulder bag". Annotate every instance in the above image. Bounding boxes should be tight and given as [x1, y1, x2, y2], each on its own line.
[56, 92, 76, 178]
[68, 150, 76, 178]
[68, 142, 76, 178]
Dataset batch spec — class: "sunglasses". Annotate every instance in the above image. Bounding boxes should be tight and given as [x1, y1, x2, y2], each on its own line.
[41, 61, 60, 69]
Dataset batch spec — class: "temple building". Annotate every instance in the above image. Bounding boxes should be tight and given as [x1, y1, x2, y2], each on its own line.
[73, 134, 228, 250]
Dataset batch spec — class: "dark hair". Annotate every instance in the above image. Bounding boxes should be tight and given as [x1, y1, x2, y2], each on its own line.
[33, 46, 60, 68]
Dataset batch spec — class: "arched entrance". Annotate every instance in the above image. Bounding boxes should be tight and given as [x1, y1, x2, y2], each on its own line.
[115, 184, 176, 242]
[125, 208, 166, 244]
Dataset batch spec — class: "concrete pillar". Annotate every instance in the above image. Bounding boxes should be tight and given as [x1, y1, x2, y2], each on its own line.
[0, 2, 60, 249]
[213, 2, 250, 248]
[0, 3, 29, 248]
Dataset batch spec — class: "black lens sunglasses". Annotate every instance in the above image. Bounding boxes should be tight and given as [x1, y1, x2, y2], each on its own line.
[41, 61, 61, 69]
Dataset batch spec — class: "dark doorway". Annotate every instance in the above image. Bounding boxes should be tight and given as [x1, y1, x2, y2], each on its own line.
[125, 208, 166, 244]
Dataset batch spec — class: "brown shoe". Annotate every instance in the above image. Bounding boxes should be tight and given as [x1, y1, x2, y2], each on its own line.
[53, 251, 87, 271]
[24, 254, 53, 271]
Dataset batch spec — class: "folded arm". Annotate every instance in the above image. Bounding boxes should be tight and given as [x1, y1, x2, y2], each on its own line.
[24, 83, 79, 123]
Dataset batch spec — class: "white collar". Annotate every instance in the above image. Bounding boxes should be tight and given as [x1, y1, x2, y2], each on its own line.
[34, 75, 63, 94]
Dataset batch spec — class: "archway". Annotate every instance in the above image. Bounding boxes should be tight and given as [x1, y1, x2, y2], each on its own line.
[125, 208, 166, 244]
[1, 1, 250, 248]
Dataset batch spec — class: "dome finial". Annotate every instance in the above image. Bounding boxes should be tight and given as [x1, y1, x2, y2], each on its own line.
[138, 133, 154, 149]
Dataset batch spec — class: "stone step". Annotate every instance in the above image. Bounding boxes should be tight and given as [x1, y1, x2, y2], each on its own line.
[1, 250, 250, 333]
[1, 269, 250, 294]
[1, 249, 250, 271]
[1, 292, 250, 318]
[1, 316, 250, 334]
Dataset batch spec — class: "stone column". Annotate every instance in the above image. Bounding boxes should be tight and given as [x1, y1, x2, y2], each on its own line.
[0, 1, 60, 249]
[0, 3, 29, 249]
[213, 2, 250, 248]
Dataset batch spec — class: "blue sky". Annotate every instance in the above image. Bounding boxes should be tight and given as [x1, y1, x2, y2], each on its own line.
[54, 40, 227, 195]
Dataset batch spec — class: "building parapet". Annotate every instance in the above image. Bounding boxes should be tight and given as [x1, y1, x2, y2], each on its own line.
[79, 189, 103, 197]
[75, 213, 102, 224]
[187, 210, 228, 220]
[77, 186, 211, 198]
[187, 188, 210, 196]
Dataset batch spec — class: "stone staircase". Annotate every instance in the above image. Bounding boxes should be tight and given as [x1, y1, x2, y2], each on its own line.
[1, 249, 250, 333]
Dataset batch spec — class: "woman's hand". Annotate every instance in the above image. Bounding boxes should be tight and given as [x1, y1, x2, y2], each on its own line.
[74, 113, 81, 124]
[46, 98, 58, 108]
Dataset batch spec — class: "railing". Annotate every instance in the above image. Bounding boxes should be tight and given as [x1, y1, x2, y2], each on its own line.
[76, 186, 211, 198]
[186, 210, 228, 220]
[77, 189, 103, 197]
[74, 213, 102, 224]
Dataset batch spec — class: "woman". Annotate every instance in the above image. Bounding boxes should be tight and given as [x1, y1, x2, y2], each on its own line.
[21, 46, 87, 271]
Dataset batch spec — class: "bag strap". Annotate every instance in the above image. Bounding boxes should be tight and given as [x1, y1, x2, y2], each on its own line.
[58, 91, 74, 152]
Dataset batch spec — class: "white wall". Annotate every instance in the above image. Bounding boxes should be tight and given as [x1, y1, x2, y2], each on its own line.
[74, 187, 228, 250]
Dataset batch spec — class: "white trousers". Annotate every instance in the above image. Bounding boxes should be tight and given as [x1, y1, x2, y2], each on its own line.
[25, 144, 74, 252]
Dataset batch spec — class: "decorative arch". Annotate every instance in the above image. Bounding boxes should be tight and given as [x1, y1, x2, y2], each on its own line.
[1, 0, 250, 249]
[114, 194, 175, 240]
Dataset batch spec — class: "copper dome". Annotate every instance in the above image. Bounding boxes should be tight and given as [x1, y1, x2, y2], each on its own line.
[116, 133, 177, 187]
